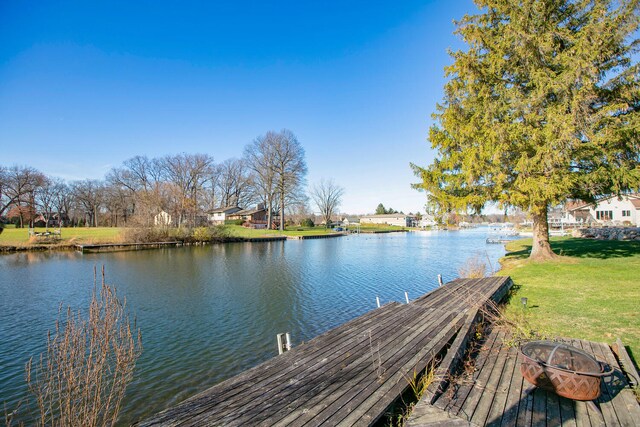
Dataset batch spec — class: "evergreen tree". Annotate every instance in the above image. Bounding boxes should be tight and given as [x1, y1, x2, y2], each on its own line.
[412, 0, 640, 259]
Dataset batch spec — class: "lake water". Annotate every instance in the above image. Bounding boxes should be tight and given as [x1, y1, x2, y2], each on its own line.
[0, 228, 507, 425]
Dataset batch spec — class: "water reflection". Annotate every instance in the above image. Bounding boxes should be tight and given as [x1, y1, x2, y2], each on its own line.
[0, 230, 505, 425]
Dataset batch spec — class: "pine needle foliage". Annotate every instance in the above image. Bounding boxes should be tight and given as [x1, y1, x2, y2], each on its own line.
[412, 0, 640, 259]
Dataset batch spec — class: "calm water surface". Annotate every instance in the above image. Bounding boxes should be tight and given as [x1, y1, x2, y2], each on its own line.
[0, 229, 506, 425]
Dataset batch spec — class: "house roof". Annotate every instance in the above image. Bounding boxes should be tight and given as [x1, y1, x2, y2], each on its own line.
[230, 208, 266, 216]
[209, 206, 242, 214]
[564, 200, 590, 211]
[567, 194, 640, 211]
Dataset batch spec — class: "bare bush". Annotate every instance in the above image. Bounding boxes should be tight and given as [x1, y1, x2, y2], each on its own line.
[457, 255, 487, 278]
[25, 267, 142, 426]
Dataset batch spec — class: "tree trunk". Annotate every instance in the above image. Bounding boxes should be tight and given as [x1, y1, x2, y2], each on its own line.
[530, 207, 556, 260]
[267, 197, 273, 230]
[279, 190, 285, 231]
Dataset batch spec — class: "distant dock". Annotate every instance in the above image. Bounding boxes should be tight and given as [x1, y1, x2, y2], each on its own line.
[75, 241, 181, 253]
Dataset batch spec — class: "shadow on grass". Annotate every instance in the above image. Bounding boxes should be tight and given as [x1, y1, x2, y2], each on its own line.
[506, 237, 640, 260]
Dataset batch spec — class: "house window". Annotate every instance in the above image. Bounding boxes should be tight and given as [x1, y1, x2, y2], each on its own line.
[596, 210, 613, 220]
[622, 210, 631, 217]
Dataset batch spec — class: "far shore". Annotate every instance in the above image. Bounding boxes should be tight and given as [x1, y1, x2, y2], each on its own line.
[0, 224, 411, 254]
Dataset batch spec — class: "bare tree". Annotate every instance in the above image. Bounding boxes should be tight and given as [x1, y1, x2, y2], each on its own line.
[272, 129, 307, 230]
[160, 153, 214, 227]
[35, 176, 57, 230]
[1, 165, 46, 227]
[107, 156, 165, 226]
[244, 134, 278, 228]
[71, 180, 105, 227]
[244, 130, 307, 230]
[311, 178, 345, 228]
[52, 179, 72, 227]
[215, 158, 257, 208]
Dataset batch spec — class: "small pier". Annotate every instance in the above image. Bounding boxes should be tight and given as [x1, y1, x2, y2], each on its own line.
[138, 276, 512, 426]
[76, 241, 181, 253]
[286, 232, 344, 240]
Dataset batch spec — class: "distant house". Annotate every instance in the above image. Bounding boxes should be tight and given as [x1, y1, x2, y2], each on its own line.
[566, 194, 640, 226]
[360, 214, 416, 227]
[33, 212, 69, 228]
[208, 206, 242, 224]
[227, 205, 269, 229]
[341, 216, 360, 227]
[419, 214, 437, 228]
[154, 210, 172, 227]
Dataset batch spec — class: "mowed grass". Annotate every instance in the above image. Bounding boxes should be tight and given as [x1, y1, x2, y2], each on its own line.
[358, 223, 409, 233]
[224, 225, 339, 238]
[498, 236, 640, 362]
[0, 227, 122, 246]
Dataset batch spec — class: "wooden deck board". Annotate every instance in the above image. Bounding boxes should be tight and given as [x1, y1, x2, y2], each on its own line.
[409, 327, 640, 427]
[470, 330, 512, 426]
[484, 342, 517, 425]
[437, 325, 503, 415]
[249, 285, 481, 426]
[498, 348, 525, 427]
[238, 310, 460, 426]
[138, 276, 512, 427]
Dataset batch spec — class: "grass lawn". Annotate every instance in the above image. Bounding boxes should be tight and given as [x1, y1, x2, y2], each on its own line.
[498, 236, 640, 363]
[223, 225, 339, 238]
[0, 227, 122, 246]
[357, 224, 409, 233]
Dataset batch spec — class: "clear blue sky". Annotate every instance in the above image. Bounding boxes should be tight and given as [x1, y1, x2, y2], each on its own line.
[0, 0, 476, 215]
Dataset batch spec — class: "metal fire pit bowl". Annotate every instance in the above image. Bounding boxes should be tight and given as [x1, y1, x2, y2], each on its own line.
[520, 341, 613, 401]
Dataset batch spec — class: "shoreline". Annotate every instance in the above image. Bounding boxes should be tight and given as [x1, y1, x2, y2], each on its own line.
[0, 233, 350, 255]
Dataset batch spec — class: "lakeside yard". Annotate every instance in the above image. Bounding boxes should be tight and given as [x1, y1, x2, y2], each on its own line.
[499, 236, 640, 363]
[0, 225, 346, 246]
[0, 226, 122, 246]
[0, 223, 412, 248]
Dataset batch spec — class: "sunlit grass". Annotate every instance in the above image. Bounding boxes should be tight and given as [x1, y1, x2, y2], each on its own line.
[0, 227, 122, 246]
[223, 225, 338, 238]
[498, 237, 640, 362]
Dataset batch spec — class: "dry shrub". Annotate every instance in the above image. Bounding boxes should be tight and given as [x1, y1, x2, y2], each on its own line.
[458, 255, 487, 278]
[121, 227, 173, 243]
[25, 267, 142, 426]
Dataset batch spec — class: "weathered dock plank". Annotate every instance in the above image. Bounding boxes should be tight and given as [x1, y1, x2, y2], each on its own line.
[137, 276, 512, 426]
[409, 327, 640, 427]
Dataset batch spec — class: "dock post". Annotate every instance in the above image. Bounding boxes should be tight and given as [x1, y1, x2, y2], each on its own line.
[376, 296, 381, 308]
[277, 333, 292, 355]
[438, 274, 443, 286]
[404, 291, 409, 304]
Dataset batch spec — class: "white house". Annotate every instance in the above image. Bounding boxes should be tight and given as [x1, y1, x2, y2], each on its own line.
[154, 210, 172, 227]
[419, 214, 437, 228]
[360, 214, 416, 227]
[566, 194, 640, 226]
[208, 206, 242, 224]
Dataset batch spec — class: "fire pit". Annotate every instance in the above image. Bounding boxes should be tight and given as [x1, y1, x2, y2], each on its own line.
[520, 341, 613, 401]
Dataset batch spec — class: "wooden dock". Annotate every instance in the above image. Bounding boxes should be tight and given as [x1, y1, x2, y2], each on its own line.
[408, 326, 640, 426]
[76, 241, 181, 253]
[286, 233, 344, 240]
[138, 276, 512, 426]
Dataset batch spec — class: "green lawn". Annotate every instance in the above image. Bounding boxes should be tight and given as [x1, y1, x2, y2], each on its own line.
[223, 225, 339, 238]
[498, 236, 640, 362]
[357, 224, 410, 233]
[0, 227, 122, 246]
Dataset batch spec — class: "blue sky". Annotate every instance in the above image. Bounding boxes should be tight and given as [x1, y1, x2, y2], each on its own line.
[0, 0, 476, 214]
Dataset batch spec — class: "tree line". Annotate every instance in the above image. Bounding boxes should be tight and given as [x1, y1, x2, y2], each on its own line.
[0, 129, 344, 229]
